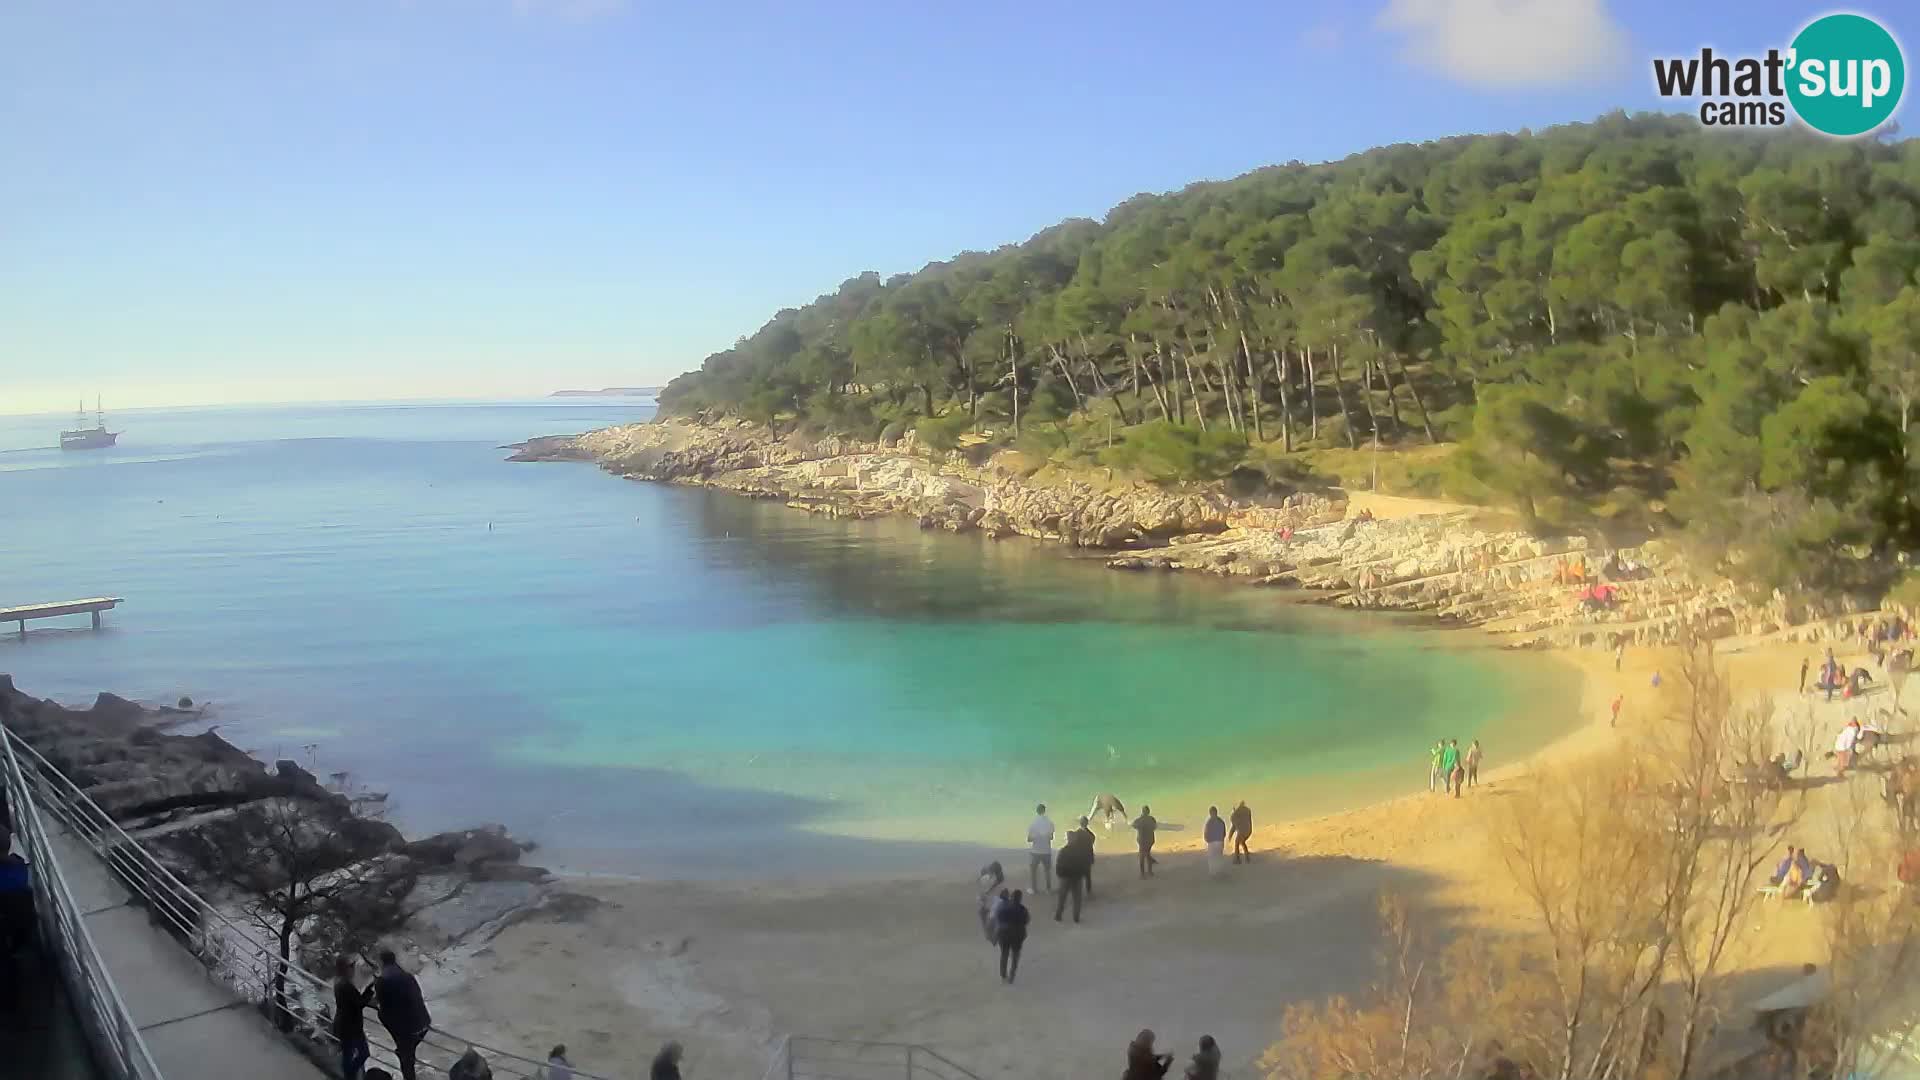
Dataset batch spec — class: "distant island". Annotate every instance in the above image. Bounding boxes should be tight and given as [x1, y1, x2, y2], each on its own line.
[549, 387, 659, 398]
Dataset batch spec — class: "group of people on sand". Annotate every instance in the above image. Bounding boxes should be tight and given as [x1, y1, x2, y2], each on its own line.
[1427, 738, 1482, 797]
[1764, 843, 1841, 903]
[1124, 1028, 1221, 1080]
[330, 950, 682, 1080]
[975, 797, 1257, 983]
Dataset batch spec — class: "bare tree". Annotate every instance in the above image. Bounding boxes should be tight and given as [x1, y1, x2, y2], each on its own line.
[1265, 638, 1855, 1080]
[176, 797, 415, 1029]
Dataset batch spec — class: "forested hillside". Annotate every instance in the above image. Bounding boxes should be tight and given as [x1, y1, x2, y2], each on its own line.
[659, 113, 1920, 594]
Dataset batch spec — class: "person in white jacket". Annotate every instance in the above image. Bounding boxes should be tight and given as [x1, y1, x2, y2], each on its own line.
[1026, 804, 1055, 893]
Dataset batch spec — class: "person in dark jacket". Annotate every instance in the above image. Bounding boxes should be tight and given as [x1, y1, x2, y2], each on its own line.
[1124, 1029, 1174, 1080]
[650, 1040, 684, 1080]
[996, 890, 1030, 983]
[1229, 802, 1253, 863]
[374, 950, 433, 1080]
[333, 955, 376, 1080]
[1133, 805, 1158, 878]
[1070, 816, 1098, 899]
[1054, 823, 1095, 923]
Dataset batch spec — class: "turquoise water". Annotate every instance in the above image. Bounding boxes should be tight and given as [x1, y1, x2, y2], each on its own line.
[0, 402, 1574, 878]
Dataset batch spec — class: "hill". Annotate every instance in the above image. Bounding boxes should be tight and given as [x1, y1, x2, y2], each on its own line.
[658, 112, 1920, 599]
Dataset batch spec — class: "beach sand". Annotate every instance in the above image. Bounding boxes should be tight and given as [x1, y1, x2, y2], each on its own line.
[425, 639, 1883, 1080]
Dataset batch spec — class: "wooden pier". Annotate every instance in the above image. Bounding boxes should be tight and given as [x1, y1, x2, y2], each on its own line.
[2, 597, 123, 635]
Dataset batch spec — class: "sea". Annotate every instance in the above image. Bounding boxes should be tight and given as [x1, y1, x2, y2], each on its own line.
[0, 400, 1579, 879]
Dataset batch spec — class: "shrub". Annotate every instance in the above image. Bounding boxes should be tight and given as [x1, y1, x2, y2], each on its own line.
[913, 411, 974, 453]
[1100, 421, 1248, 485]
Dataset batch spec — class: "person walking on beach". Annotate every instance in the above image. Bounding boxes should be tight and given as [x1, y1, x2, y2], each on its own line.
[977, 864, 1006, 943]
[374, 950, 432, 1080]
[1428, 740, 1445, 792]
[1610, 694, 1623, 727]
[1204, 806, 1228, 877]
[1229, 801, 1253, 863]
[1069, 816, 1098, 899]
[1439, 739, 1460, 795]
[1124, 1030, 1176, 1080]
[333, 956, 375, 1080]
[650, 1041, 684, 1080]
[1465, 739, 1483, 788]
[1132, 805, 1158, 877]
[1055, 821, 1094, 922]
[1801, 656, 1811, 694]
[1614, 638, 1625, 672]
[996, 890, 1030, 983]
[1026, 804, 1054, 894]
[986, 887, 1011, 945]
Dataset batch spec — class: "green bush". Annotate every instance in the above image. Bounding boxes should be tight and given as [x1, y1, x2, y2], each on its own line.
[1101, 421, 1248, 485]
[914, 411, 974, 453]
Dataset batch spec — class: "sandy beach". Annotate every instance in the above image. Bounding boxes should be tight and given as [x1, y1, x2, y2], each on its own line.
[401, 482, 1911, 1080]
[418, 638, 1865, 1080]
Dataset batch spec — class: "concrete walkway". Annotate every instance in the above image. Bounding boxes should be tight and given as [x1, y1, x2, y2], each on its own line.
[46, 828, 327, 1080]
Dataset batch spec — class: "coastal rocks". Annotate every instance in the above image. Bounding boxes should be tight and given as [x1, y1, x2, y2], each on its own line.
[981, 482, 1232, 548]
[521, 417, 1828, 652]
[407, 876, 547, 945]
[0, 677, 559, 972]
[403, 824, 529, 869]
[505, 435, 596, 463]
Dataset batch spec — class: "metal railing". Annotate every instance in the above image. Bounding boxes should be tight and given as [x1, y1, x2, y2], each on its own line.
[2, 724, 613, 1080]
[1, 719, 165, 1080]
[762, 1036, 982, 1080]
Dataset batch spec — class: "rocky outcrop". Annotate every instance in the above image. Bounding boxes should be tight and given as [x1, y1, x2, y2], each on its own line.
[0, 676, 579, 958]
[519, 417, 1878, 651]
[518, 418, 1339, 551]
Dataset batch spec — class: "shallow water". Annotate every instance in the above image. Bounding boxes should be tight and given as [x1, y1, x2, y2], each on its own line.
[0, 401, 1577, 878]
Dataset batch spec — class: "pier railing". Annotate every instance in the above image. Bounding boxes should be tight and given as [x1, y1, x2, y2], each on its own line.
[8, 723, 990, 1080]
[1, 724, 614, 1080]
[0, 720, 164, 1080]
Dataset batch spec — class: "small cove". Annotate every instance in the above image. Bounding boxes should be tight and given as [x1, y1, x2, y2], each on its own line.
[0, 401, 1581, 879]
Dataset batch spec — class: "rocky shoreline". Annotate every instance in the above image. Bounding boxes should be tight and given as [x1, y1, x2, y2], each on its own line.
[511, 417, 1904, 650]
[0, 676, 598, 980]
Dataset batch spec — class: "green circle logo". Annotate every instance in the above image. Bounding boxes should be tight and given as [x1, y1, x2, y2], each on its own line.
[1787, 13, 1905, 137]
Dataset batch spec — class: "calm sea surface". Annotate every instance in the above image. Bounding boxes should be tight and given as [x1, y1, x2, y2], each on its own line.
[0, 401, 1577, 878]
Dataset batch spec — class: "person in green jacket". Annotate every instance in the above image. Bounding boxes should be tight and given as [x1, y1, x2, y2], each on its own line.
[1429, 741, 1446, 793]
[1440, 739, 1461, 795]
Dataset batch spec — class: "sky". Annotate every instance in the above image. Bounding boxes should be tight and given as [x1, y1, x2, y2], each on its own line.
[1, 0, 1913, 413]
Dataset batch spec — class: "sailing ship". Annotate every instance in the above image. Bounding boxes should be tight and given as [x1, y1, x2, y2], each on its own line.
[59, 398, 117, 450]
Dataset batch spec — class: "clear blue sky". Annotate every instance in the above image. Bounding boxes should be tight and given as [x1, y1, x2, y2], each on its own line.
[1, 1, 1910, 411]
